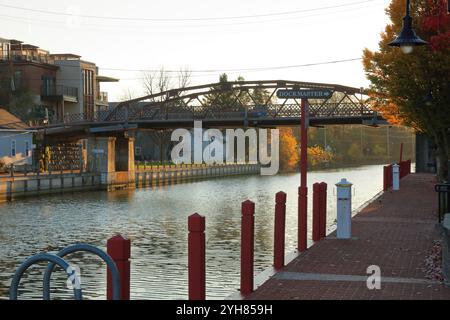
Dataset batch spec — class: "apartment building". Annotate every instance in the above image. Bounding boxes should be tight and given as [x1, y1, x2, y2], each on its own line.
[0, 38, 118, 122]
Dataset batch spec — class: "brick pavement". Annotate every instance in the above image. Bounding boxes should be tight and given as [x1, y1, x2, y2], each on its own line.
[247, 173, 450, 300]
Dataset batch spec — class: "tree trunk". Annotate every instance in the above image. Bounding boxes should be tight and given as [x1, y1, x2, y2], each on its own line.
[434, 131, 449, 182]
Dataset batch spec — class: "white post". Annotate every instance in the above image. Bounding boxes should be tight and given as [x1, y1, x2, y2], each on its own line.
[392, 164, 400, 191]
[336, 178, 353, 239]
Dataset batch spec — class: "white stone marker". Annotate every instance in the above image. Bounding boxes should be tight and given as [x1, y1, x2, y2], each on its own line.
[392, 164, 400, 191]
[336, 178, 353, 239]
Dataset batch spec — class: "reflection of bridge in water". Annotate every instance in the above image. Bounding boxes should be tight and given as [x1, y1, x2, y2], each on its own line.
[33, 80, 385, 141]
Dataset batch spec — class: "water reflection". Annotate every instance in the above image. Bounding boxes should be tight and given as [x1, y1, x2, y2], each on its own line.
[0, 164, 383, 300]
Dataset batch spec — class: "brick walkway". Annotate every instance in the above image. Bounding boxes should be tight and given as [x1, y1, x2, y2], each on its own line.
[247, 173, 450, 300]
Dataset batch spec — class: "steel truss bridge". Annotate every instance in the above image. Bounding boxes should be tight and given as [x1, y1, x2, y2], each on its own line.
[34, 80, 385, 141]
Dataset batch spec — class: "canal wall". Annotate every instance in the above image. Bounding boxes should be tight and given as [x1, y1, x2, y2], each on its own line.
[0, 172, 101, 202]
[135, 163, 261, 188]
[0, 163, 261, 202]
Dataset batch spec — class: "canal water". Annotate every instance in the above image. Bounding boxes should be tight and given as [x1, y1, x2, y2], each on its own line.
[0, 164, 384, 300]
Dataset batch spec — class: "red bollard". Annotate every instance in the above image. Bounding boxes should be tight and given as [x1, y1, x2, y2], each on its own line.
[188, 213, 206, 300]
[298, 186, 308, 252]
[319, 182, 328, 239]
[312, 184, 321, 242]
[107, 234, 131, 300]
[241, 200, 255, 296]
[274, 192, 286, 270]
[389, 164, 393, 187]
[383, 165, 388, 191]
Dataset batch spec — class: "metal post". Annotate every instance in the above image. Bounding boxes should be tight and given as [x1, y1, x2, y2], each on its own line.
[319, 182, 328, 239]
[241, 200, 255, 296]
[336, 178, 353, 239]
[312, 183, 321, 242]
[298, 98, 308, 252]
[107, 234, 131, 300]
[393, 164, 400, 191]
[188, 213, 206, 300]
[274, 192, 286, 270]
[399, 142, 404, 163]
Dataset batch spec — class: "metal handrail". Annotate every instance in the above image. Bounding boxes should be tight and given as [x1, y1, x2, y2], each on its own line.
[435, 183, 450, 223]
[42, 244, 121, 300]
[9, 253, 82, 300]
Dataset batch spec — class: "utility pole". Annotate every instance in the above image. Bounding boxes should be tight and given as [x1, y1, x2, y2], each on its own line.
[360, 126, 363, 155]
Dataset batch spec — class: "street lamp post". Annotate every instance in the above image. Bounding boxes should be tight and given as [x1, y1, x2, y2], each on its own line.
[388, 0, 428, 53]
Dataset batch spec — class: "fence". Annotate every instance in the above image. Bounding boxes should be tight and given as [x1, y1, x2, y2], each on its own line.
[435, 183, 450, 223]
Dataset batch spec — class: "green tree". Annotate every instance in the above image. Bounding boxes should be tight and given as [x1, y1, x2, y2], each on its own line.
[362, 0, 450, 180]
[203, 73, 251, 109]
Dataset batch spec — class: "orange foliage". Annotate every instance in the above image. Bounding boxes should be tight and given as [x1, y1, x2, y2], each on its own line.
[279, 128, 335, 171]
[279, 127, 299, 172]
[307, 145, 334, 167]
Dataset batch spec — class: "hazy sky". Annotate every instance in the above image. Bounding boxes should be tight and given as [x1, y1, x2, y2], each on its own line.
[0, 0, 392, 101]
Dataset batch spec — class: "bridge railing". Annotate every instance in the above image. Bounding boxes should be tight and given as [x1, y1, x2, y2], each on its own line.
[33, 103, 375, 127]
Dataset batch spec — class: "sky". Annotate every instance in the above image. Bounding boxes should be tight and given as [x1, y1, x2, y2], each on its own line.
[0, 0, 393, 101]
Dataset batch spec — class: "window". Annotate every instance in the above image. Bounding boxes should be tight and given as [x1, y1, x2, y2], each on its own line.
[11, 140, 16, 157]
[135, 146, 142, 156]
[41, 76, 55, 95]
[25, 141, 30, 157]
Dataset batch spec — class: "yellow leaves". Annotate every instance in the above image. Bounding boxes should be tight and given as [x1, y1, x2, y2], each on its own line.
[279, 128, 334, 172]
[279, 127, 299, 172]
[307, 145, 334, 167]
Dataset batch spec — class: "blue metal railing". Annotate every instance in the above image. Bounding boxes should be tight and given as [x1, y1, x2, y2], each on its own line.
[10, 253, 82, 300]
[9, 243, 121, 300]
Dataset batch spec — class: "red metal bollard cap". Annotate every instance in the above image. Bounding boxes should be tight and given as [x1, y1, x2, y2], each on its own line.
[313, 183, 320, 192]
[188, 213, 205, 232]
[275, 191, 287, 203]
[107, 234, 131, 260]
[241, 200, 255, 215]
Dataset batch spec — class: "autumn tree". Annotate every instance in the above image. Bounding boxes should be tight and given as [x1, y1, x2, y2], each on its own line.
[279, 127, 299, 172]
[363, 0, 450, 180]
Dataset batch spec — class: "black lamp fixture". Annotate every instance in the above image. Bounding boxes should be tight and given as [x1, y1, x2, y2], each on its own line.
[388, 0, 428, 54]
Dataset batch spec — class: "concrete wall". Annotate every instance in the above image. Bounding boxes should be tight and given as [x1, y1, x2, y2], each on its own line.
[0, 131, 33, 165]
[0, 172, 101, 202]
[135, 163, 260, 188]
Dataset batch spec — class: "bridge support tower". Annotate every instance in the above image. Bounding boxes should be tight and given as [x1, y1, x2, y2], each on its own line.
[87, 134, 136, 191]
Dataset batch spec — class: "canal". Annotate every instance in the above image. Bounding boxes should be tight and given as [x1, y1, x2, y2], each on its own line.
[0, 164, 385, 300]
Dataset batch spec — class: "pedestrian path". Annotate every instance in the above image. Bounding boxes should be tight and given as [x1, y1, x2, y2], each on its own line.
[247, 173, 450, 300]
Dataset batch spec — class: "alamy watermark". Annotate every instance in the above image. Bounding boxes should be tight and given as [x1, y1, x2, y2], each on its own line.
[170, 121, 280, 176]
[366, 265, 381, 290]
[66, 264, 82, 290]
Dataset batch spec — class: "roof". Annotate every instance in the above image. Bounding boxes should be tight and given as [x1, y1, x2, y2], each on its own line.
[50, 53, 82, 59]
[0, 108, 29, 130]
[97, 75, 119, 82]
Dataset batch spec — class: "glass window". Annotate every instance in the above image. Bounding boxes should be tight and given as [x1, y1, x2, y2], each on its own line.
[25, 141, 30, 157]
[11, 140, 16, 157]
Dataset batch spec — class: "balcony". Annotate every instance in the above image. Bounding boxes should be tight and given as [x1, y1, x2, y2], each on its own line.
[41, 85, 78, 103]
[96, 91, 109, 106]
